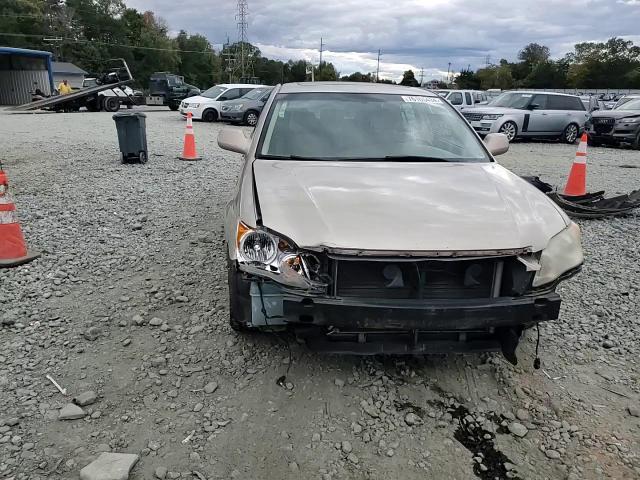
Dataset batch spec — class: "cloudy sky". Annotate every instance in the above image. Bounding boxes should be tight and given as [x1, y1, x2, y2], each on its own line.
[127, 0, 640, 82]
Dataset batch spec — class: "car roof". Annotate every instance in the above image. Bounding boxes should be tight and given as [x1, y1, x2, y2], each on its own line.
[217, 84, 267, 88]
[279, 82, 437, 96]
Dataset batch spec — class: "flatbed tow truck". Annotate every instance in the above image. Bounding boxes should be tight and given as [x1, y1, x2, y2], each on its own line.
[9, 59, 135, 113]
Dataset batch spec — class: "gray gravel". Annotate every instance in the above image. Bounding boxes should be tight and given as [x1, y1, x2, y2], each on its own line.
[1, 108, 639, 480]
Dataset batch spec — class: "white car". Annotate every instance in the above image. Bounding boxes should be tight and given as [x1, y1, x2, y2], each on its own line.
[442, 90, 489, 110]
[179, 83, 266, 121]
[216, 82, 584, 363]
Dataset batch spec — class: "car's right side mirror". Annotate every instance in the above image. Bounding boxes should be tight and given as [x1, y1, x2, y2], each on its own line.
[218, 127, 250, 155]
[484, 133, 509, 156]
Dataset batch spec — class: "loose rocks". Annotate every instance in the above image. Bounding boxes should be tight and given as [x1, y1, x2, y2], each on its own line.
[59, 404, 86, 420]
[79, 452, 139, 480]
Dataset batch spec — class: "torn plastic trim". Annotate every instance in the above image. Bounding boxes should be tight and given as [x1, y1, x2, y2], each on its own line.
[238, 261, 328, 293]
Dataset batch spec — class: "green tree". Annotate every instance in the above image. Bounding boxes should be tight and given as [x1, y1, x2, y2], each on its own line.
[176, 31, 217, 88]
[518, 43, 550, 66]
[455, 69, 481, 89]
[400, 70, 419, 87]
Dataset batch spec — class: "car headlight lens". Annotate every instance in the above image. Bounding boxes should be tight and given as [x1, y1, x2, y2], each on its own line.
[235, 223, 327, 290]
[231, 104, 244, 111]
[482, 114, 503, 120]
[620, 116, 640, 123]
[532, 222, 583, 287]
[239, 231, 277, 264]
[189, 103, 199, 108]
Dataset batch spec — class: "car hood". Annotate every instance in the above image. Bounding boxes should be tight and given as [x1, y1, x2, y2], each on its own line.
[469, 107, 525, 116]
[253, 160, 568, 253]
[592, 110, 640, 119]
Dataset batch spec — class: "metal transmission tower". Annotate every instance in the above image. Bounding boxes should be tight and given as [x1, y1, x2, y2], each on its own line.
[236, 0, 251, 80]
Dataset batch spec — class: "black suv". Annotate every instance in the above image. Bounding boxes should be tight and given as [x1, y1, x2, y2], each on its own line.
[587, 96, 640, 149]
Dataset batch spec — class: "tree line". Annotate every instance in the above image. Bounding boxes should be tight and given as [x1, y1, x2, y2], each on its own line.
[456, 39, 640, 90]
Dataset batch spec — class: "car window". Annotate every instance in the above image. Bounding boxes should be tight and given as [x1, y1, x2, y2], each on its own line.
[547, 95, 584, 111]
[464, 92, 472, 105]
[258, 93, 490, 163]
[531, 94, 548, 109]
[201, 86, 227, 99]
[448, 92, 463, 105]
[241, 88, 270, 100]
[220, 88, 241, 100]
[239, 88, 253, 97]
[491, 92, 534, 109]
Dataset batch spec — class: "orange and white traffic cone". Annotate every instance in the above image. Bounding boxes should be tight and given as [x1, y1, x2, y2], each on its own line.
[0, 169, 39, 268]
[563, 133, 588, 196]
[179, 112, 202, 161]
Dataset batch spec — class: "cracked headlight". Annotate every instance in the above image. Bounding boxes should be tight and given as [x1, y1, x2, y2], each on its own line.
[482, 114, 503, 120]
[235, 223, 327, 290]
[532, 222, 583, 287]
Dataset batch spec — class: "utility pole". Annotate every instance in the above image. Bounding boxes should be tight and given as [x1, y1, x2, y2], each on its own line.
[236, 0, 249, 80]
[419, 68, 424, 87]
[319, 37, 323, 71]
[447, 62, 451, 84]
[376, 49, 381, 82]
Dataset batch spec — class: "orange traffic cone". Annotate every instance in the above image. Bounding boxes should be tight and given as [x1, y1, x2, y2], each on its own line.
[179, 112, 202, 161]
[563, 133, 588, 196]
[0, 169, 39, 268]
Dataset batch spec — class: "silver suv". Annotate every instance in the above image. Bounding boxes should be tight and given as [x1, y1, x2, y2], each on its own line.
[464, 91, 589, 143]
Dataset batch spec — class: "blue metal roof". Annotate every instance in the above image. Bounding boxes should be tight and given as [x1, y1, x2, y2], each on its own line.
[0, 47, 53, 58]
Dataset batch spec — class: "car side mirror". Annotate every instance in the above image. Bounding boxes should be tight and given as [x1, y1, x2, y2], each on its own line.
[218, 127, 251, 155]
[484, 133, 509, 156]
[528, 103, 540, 110]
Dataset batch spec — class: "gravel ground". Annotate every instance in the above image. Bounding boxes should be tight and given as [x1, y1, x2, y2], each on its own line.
[1, 108, 638, 480]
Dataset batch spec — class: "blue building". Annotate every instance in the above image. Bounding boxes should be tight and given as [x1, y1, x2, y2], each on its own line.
[0, 47, 54, 105]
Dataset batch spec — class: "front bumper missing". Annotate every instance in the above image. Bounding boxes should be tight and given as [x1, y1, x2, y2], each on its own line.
[270, 288, 560, 357]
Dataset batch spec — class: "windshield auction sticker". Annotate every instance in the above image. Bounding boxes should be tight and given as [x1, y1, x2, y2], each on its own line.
[401, 96, 442, 104]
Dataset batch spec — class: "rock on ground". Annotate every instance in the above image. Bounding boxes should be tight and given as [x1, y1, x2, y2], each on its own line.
[79, 452, 139, 480]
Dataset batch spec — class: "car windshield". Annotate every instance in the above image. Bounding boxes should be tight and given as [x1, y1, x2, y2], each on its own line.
[258, 93, 490, 162]
[83, 79, 97, 88]
[242, 88, 271, 100]
[490, 92, 533, 109]
[201, 86, 227, 99]
[615, 98, 640, 111]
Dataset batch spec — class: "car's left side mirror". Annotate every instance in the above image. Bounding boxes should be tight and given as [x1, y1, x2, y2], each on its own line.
[484, 133, 509, 156]
[218, 127, 250, 155]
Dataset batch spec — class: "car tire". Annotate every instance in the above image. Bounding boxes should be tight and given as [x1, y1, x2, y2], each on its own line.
[244, 110, 259, 126]
[633, 130, 640, 150]
[168, 103, 179, 111]
[103, 97, 120, 112]
[498, 121, 518, 142]
[561, 123, 579, 144]
[202, 109, 218, 122]
[227, 259, 253, 332]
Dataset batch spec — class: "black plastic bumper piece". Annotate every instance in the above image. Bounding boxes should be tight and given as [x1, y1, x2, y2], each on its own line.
[284, 293, 561, 355]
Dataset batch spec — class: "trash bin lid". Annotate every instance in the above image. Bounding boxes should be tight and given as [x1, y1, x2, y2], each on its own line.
[112, 112, 147, 120]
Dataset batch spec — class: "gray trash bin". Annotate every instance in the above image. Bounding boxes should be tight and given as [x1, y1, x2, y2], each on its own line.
[112, 112, 148, 163]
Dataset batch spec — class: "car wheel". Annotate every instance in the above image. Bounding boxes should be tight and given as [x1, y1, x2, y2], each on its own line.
[633, 130, 640, 150]
[244, 110, 259, 126]
[562, 123, 579, 144]
[169, 104, 179, 111]
[139, 151, 148, 164]
[103, 97, 120, 112]
[227, 259, 253, 332]
[498, 121, 517, 142]
[202, 109, 218, 122]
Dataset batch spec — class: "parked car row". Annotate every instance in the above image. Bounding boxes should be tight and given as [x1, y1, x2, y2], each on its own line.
[178, 83, 272, 125]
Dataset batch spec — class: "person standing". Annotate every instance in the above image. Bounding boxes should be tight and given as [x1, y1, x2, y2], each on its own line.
[58, 79, 72, 95]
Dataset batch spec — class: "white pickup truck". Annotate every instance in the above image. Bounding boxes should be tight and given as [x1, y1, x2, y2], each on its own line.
[442, 90, 489, 111]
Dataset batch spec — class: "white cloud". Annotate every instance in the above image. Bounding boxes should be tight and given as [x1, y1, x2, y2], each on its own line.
[127, 0, 640, 82]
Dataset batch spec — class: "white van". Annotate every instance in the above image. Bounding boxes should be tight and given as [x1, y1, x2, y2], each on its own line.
[179, 83, 266, 121]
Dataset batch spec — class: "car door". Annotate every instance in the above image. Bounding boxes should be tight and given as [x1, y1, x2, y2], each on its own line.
[544, 95, 581, 133]
[462, 91, 473, 110]
[525, 94, 556, 134]
[447, 92, 464, 111]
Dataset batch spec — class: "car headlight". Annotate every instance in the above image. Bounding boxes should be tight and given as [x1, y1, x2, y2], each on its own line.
[189, 103, 200, 108]
[235, 223, 327, 290]
[620, 116, 640, 123]
[482, 114, 503, 120]
[230, 104, 244, 111]
[532, 222, 583, 287]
